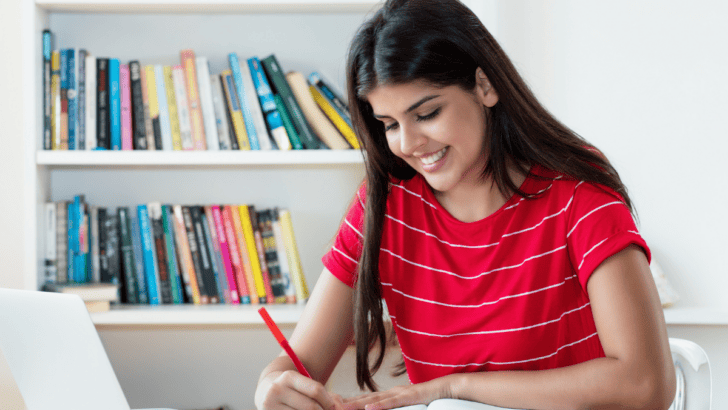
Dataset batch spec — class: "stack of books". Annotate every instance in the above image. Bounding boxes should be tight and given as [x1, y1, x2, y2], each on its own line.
[43, 282, 120, 312]
[41, 29, 359, 153]
[42, 197, 310, 306]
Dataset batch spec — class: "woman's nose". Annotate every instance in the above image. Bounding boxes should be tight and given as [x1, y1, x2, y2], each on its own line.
[399, 125, 426, 156]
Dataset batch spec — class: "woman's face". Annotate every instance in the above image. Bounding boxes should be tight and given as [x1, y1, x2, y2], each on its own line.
[366, 69, 499, 195]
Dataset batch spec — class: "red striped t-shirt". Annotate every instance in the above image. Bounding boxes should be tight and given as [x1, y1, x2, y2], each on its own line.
[322, 165, 650, 384]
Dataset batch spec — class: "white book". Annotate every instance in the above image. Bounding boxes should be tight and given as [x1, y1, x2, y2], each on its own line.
[172, 66, 194, 150]
[395, 399, 515, 410]
[271, 213, 295, 301]
[209, 74, 232, 150]
[195, 57, 219, 151]
[85, 54, 97, 150]
[44, 202, 57, 285]
[239, 61, 273, 150]
[154, 64, 173, 150]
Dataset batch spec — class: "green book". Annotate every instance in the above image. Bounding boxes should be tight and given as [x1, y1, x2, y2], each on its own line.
[274, 94, 303, 150]
[162, 205, 183, 304]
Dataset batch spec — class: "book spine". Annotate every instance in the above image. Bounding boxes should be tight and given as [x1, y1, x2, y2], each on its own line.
[67, 49, 77, 150]
[109, 58, 121, 150]
[191, 206, 219, 303]
[139, 65, 156, 150]
[228, 53, 259, 150]
[154, 64, 172, 151]
[258, 209, 287, 303]
[129, 211, 149, 303]
[228, 205, 260, 304]
[104, 213, 121, 292]
[137, 204, 161, 305]
[180, 49, 207, 150]
[248, 206, 275, 302]
[163, 65, 183, 151]
[182, 206, 209, 304]
[118, 207, 139, 304]
[260, 54, 321, 149]
[172, 205, 200, 304]
[201, 209, 226, 303]
[60, 50, 69, 150]
[42, 30, 52, 150]
[241, 59, 271, 149]
[85, 54, 97, 150]
[279, 210, 309, 303]
[144, 65, 162, 150]
[70, 196, 80, 282]
[97, 207, 108, 283]
[51, 51, 61, 150]
[83, 202, 91, 282]
[221, 205, 252, 304]
[309, 72, 351, 125]
[239, 205, 271, 303]
[67, 202, 74, 282]
[272, 209, 296, 303]
[128, 61, 147, 150]
[77, 49, 87, 150]
[89, 206, 100, 282]
[95, 58, 109, 149]
[44, 202, 57, 285]
[309, 84, 359, 149]
[120, 63, 133, 150]
[172, 65, 194, 150]
[162, 205, 184, 304]
[212, 205, 243, 304]
[149, 202, 172, 303]
[249, 56, 291, 150]
[220, 70, 249, 150]
[274, 94, 302, 150]
[196, 57, 220, 151]
[210, 74, 232, 150]
[55, 202, 68, 283]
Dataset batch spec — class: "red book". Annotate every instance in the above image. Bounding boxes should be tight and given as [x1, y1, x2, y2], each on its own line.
[221, 206, 252, 304]
[211, 205, 242, 304]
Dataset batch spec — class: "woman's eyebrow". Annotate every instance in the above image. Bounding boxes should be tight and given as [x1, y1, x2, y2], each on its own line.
[373, 94, 440, 119]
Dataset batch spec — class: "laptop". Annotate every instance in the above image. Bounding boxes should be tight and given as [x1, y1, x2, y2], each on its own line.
[0, 288, 176, 410]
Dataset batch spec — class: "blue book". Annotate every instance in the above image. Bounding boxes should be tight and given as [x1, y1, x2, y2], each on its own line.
[228, 53, 260, 149]
[129, 211, 149, 304]
[73, 195, 86, 283]
[249, 56, 290, 150]
[67, 202, 75, 283]
[137, 204, 161, 305]
[162, 205, 183, 304]
[65, 49, 77, 150]
[154, 65, 172, 151]
[109, 59, 121, 150]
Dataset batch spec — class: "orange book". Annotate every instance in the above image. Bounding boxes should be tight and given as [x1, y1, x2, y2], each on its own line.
[241, 205, 275, 303]
[172, 205, 201, 304]
[227, 205, 260, 304]
[219, 204, 250, 304]
[179, 49, 207, 150]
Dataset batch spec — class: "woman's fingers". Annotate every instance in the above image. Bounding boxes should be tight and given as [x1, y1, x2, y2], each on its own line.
[275, 370, 341, 410]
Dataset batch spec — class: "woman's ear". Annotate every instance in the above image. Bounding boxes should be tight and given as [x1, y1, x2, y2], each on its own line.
[475, 67, 498, 108]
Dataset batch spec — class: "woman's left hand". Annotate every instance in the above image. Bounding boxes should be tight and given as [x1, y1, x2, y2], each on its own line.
[342, 375, 456, 410]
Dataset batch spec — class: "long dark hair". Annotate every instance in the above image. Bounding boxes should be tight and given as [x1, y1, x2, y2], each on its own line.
[346, 0, 633, 391]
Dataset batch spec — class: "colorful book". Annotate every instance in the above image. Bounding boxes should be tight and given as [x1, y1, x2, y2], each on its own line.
[272, 208, 296, 303]
[257, 209, 287, 303]
[228, 53, 260, 150]
[96, 58, 110, 150]
[66, 49, 78, 150]
[148, 202, 172, 304]
[182, 206, 209, 304]
[212, 205, 243, 304]
[308, 72, 351, 126]
[77, 49, 87, 150]
[139, 65, 156, 150]
[60, 50, 69, 150]
[191, 206, 219, 304]
[210, 74, 232, 150]
[120, 63, 133, 150]
[200, 209, 226, 303]
[260, 54, 321, 149]
[154, 64, 173, 151]
[163, 65, 183, 151]
[109, 58, 121, 150]
[310, 84, 359, 149]
[273, 94, 302, 150]
[222, 205, 253, 304]
[162, 205, 184, 304]
[239, 205, 273, 303]
[129, 61, 147, 150]
[137, 204, 161, 305]
[241, 59, 273, 149]
[172, 205, 201, 304]
[228, 205, 260, 304]
[103, 212, 121, 290]
[42, 30, 53, 150]
[50, 50, 61, 150]
[129, 211, 149, 304]
[89, 206, 100, 282]
[144, 65, 162, 150]
[248, 57, 291, 150]
[172, 65, 194, 150]
[286, 71, 350, 149]
[84, 54, 97, 151]
[117, 207, 139, 304]
[180, 49, 207, 150]
[278, 209, 309, 303]
[220, 70, 250, 150]
[196, 57, 220, 151]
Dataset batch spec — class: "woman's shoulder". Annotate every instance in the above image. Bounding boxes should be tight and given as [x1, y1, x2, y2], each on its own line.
[527, 164, 625, 204]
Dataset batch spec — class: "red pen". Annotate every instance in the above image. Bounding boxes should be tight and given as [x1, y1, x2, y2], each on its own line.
[258, 307, 312, 378]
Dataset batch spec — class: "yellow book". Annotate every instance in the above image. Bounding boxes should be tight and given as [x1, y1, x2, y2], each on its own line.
[163, 65, 183, 150]
[144, 65, 160, 125]
[278, 209, 309, 303]
[228, 205, 259, 304]
[309, 85, 360, 149]
[50, 50, 61, 150]
[220, 70, 251, 150]
[238, 205, 268, 303]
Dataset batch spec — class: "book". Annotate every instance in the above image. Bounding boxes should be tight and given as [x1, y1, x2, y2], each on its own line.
[144, 65, 163, 150]
[278, 209, 309, 303]
[103, 212, 121, 292]
[89, 206, 100, 283]
[209, 74, 233, 150]
[273, 94, 302, 150]
[211, 205, 243, 304]
[42, 30, 53, 150]
[50, 50, 61, 150]
[221, 205, 254, 304]
[286, 71, 350, 150]
[163, 65, 183, 151]
[154, 64, 173, 151]
[129, 60, 148, 150]
[240, 205, 274, 303]
[196, 57, 220, 151]
[228, 53, 260, 150]
[66, 49, 78, 150]
[120, 63, 133, 150]
[172, 65, 194, 150]
[180, 49, 207, 150]
[96, 58, 110, 150]
[241, 58, 273, 150]
[137, 204, 161, 305]
[308, 72, 351, 125]
[272, 208, 296, 303]
[149, 202, 173, 304]
[117, 207, 139, 304]
[129, 210, 149, 304]
[44, 282, 120, 302]
[220, 70, 250, 150]
[60, 50, 70, 150]
[228, 205, 261, 304]
[260, 54, 321, 149]
[109, 58, 121, 150]
[55, 201, 68, 283]
[182, 206, 209, 304]
[172, 205, 201, 304]
[395, 400, 509, 410]
[191, 206, 219, 304]
[139, 64, 156, 150]
[44, 202, 57, 285]
[257, 209, 287, 303]
[309, 83, 359, 149]
[77, 49, 87, 150]
[96, 207, 108, 283]
[162, 205, 184, 304]
[200, 209, 226, 303]
[84, 54, 97, 150]
[248, 56, 289, 150]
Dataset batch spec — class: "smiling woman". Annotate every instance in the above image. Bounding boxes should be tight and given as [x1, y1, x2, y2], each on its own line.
[254, 1, 677, 409]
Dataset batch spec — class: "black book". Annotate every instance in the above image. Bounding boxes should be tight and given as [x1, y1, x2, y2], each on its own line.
[257, 209, 285, 300]
[149, 203, 173, 304]
[220, 73, 240, 150]
[117, 207, 139, 304]
[191, 206, 219, 304]
[104, 213, 122, 303]
[96, 58, 110, 150]
[97, 207, 110, 282]
[129, 61, 148, 150]
[182, 206, 208, 304]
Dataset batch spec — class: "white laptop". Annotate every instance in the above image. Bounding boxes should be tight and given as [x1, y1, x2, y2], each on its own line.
[0, 288, 176, 410]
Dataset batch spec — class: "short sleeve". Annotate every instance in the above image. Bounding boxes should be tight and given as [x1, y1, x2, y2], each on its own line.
[322, 182, 366, 288]
[566, 182, 651, 292]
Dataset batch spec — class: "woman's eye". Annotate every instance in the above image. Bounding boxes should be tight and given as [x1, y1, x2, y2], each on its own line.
[385, 122, 399, 132]
[416, 107, 441, 122]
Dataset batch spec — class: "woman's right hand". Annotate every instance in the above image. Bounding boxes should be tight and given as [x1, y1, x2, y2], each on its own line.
[255, 369, 344, 410]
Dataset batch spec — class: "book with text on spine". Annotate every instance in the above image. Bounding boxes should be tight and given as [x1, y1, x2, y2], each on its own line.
[180, 49, 207, 150]
[248, 56, 290, 150]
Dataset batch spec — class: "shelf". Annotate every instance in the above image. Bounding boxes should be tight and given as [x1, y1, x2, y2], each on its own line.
[662, 306, 728, 326]
[90, 303, 306, 326]
[35, 0, 383, 13]
[36, 150, 365, 167]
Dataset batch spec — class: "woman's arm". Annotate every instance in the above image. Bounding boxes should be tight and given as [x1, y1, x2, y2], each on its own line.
[256, 268, 356, 410]
[344, 245, 676, 410]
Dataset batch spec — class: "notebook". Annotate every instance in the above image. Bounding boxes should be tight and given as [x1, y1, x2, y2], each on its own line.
[0, 287, 176, 410]
[394, 399, 517, 410]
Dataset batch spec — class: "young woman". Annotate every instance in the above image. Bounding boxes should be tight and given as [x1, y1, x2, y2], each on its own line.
[255, 1, 676, 409]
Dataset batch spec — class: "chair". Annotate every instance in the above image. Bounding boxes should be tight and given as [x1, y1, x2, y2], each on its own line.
[668, 338, 711, 410]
